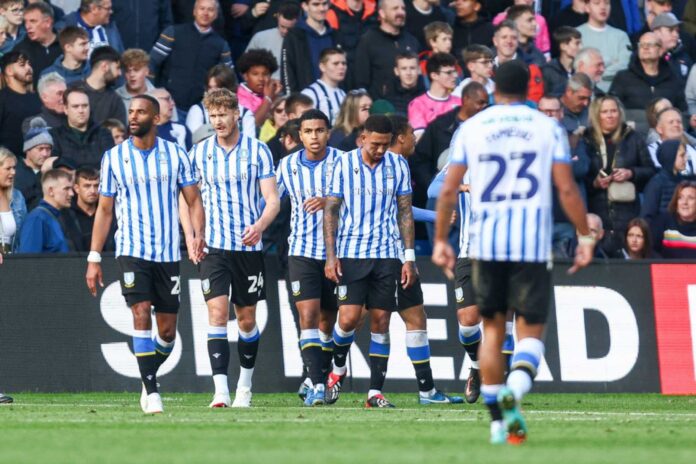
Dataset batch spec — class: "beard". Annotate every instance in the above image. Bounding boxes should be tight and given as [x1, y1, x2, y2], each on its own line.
[130, 119, 153, 137]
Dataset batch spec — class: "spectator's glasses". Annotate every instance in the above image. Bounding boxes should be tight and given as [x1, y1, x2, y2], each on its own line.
[439, 69, 458, 76]
[96, 4, 113, 12]
[638, 42, 660, 49]
[474, 59, 494, 66]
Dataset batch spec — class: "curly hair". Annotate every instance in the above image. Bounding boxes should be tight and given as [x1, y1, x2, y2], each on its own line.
[203, 88, 239, 112]
[236, 49, 279, 75]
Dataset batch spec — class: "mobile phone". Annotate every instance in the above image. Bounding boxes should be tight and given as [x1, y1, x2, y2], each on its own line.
[599, 169, 609, 178]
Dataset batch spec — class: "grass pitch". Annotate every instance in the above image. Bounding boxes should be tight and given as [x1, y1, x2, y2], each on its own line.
[1, 393, 695, 464]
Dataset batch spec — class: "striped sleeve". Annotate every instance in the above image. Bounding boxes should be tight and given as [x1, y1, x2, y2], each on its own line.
[187, 145, 200, 183]
[396, 156, 412, 196]
[329, 155, 344, 197]
[150, 25, 175, 74]
[99, 150, 117, 197]
[276, 158, 287, 198]
[219, 39, 234, 69]
[176, 145, 197, 187]
[257, 142, 275, 179]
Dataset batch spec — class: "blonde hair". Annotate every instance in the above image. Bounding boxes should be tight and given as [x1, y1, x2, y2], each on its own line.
[203, 88, 238, 112]
[0, 16, 9, 34]
[588, 95, 626, 148]
[332, 90, 370, 137]
[0, 146, 16, 168]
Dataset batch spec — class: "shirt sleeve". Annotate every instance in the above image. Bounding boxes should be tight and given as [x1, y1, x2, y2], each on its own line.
[99, 150, 118, 197]
[448, 124, 468, 166]
[177, 145, 197, 187]
[407, 97, 428, 131]
[328, 156, 344, 197]
[276, 160, 287, 198]
[551, 122, 571, 164]
[396, 156, 412, 196]
[257, 142, 275, 179]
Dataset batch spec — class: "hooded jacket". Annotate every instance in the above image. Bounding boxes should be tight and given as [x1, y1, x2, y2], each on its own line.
[609, 55, 687, 112]
[541, 58, 571, 98]
[281, 18, 339, 93]
[452, 17, 495, 60]
[40, 55, 91, 85]
[384, 78, 426, 116]
[641, 140, 693, 220]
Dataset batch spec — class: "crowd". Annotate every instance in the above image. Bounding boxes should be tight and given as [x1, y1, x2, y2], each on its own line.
[1, 0, 696, 264]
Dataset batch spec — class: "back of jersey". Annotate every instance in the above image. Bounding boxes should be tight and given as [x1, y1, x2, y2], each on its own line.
[449, 104, 570, 263]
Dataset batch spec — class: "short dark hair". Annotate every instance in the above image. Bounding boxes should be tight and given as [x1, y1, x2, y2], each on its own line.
[364, 114, 393, 135]
[63, 84, 89, 105]
[553, 26, 581, 45]
[425, 52, 458, 77]
[298, 109, 330, 128]
[207, 64, 238, 92]
[285, 93, 314, 116]
[25, 1, 54, 19]
[42, 168, 72, 185]
[102, 118, 126, 132]
[507, 4, 534, 22]
[462, 44, 494, 65]
[58, 26, 89, 49]
[460, 80, 486, 100]
[388, 114, 410, 144]
[89, 46, 121, 68]
[394, 51, 418, 66]
[494, 60, 529, 98]
[494, 20, 517, 35]
[132, 94, 160, 114]
[236, 49, 278, 75]
[278, 1, 301, 20]
[278, 118, 301, 143]
[0, 51, 29, 74]
[75, 167, 100, 182]
[319, 47, 346, 64]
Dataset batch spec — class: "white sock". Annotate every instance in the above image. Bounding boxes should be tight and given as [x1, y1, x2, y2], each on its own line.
[505, 321, 514, 336]
[333, 364, 347, 376]
[213, 374, 229, 395]
[507, 370, 532, 402]
[491, 420, 505, 435]
[507, 337, 544, 401]
[418, 387, 437, 398]
[237, 367, 254, 390]
[367, 389, 381, 399]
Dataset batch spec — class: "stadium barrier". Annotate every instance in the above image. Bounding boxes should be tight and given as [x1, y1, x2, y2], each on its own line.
[1, 255, 695, 394]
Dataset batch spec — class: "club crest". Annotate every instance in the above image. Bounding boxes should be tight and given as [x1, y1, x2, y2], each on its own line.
[455, 287, 464, 303]
[385, 166, 394, 179]
[338, 285, 348, 301]
[123, 272, 135, 288]
[291, 280, 301, 296]
[201, 278, 211, 295]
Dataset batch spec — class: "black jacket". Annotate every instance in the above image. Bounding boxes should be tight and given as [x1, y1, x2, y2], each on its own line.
[21, 106, 67, 134]
[50, 123, 115, 169]
[13, 37, 62, 85]
[641, 139, 692, 220]
[112, 0, 173, 50]
[541, 59, 571, 97]
[384, 79, 426, 116]
[14, 161, 42, 211]
[281, 21, 339, 93]
[452, 18, 495, 65]
[353, 27, 420, 99]
[609, 56, 688, 112]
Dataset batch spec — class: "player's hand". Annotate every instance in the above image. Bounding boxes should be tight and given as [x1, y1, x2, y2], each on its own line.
[568, 240, 594, 275]
[432, 239, 455, 280]
[86, 262, 104, 297]
[324, 256, 342, 284]
[303, 197, 326, 214]
[459, 184, 470, 193]
[450, 210, 457, 225]
[231, 3, 249, 17]
[401, 262, 416, 289]
[191, 237, 207, 264]
[242, 223, 262, 246]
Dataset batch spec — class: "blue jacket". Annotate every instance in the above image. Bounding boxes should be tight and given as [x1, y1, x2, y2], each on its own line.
[112, 0, 173, 51]
[17, 200, 69, 254]
[40, 55, 91, 84]
[56, 12, 124, 54]
[6, 188, 27, 252]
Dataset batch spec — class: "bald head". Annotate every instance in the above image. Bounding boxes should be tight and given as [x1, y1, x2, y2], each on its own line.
[584, 213, 604, 241]
[149, 88, 174, 123]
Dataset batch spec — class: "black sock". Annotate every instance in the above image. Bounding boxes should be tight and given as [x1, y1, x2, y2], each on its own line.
[208, 338, 230, 375]
[238, 327, 260, 369]
[464, 341, 480, 365]
[369, 355, 389, 392]
[413, 361, 435, 392]
[301, 345, 325, 385]
[137, 355, 158, 394]
[487, 403, 503, 422]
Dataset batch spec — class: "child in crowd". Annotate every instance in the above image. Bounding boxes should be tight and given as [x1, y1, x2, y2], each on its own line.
[454, 44, 495, 97]
[493, 0, 550, 57]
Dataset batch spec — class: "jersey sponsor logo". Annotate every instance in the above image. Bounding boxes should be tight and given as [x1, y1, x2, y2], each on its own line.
[291, 280, 301, 296]
[201, 278, 211, 295]
[338, 285, 347, 301]
[123, 272, 135, 288]
[455, 287, 464, 303]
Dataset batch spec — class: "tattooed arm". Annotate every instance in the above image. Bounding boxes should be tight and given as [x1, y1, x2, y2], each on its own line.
[397, 193, 416, 289]
[323, 196, 343, 283]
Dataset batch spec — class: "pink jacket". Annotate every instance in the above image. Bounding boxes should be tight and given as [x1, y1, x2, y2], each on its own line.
[493, 11, 550, 54]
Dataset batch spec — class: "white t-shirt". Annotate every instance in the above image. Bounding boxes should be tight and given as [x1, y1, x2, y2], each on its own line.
[0, 210, 17, 247]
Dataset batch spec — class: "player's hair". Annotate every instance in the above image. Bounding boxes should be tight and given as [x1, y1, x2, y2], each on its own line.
[624, 218, 653, 258]
[278, 1, 301, 19]
[42, 168, 72, 186]
[285, 92, 314, 116]
[203, 88, 239, 112]
[574, 47, 601, 70]
[364, 114, 392, 135]
[278, 118, 301, 144]
[298, 108, 330, 128]
[507, 4, 534, 22]
[388, 114, 410, 145]
[319, 47, 346, 64]
[425, 52, 457, 77]
[121, 48, 150, 69]
[460, 80, 486, 100]
[494, 20, 517, 35]
[494, 60, 528, 99]
[37, 72, 66, 96]
[58, 26, 89, 49]
[62, 84, 89, 105]
[236, 49, 279, 75]
[566, 72, 592, 93]
[588, 95, 625, 146]
[668, 180, 696, 216]
[89, 46, 121, 69]
[132, 94, 161, 115]
[102, 118, 126, 132]
[332, 89, 370, 137]
[394, 51, 418, 66]
[462, 44, 494, 65]
[75, 167, 100, 183]
[0, 146, 16, 169]
[646, 97, 672, 129]
[553, 26, 581, 46]
[424, 21, 453, 45]
[206, 64, 238, 92]
[25, 1, 54, 19]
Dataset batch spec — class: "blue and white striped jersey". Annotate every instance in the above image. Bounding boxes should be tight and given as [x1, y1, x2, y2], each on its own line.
[449, 104, 570, 263]
[188, 134, 275, 251]
[301, 80, 346, 126]
[328, 149, 412, 259]
[99, 137, 196, 262]
[458, 170, 472, 259]
[277, 147, 343, 260]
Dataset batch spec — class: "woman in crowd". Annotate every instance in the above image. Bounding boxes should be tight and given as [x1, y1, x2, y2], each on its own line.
[328, 89, 372, 150]
[0, 147, 26, 265]
[581, 95, 656, 255]
[619, 217, 656, 259]
[651, 180, 696, 259]
[258, 95, 288, 143]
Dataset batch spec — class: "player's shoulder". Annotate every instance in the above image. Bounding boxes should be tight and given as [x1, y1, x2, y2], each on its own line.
[242, 134, 272, 155]
[157, 136, 188, 157]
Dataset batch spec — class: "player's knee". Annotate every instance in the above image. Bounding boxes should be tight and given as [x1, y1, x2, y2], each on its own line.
[158, 327, 176, 342]
[457, 306, 480, 326]
[130, 302, 152, 326]
[400, 307, 426, 330]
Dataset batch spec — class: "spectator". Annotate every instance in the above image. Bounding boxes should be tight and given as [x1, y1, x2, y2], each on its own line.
[451, 0, 494, 59]
[0, 51, 41, 158]
[560, 72, 593, 135]
[637, 2, 696, 63]
[576, 0, 631, 93]
[49, 85, 115, 169]
[419, 22, 458, 86]
[301, 47, 347, 126]
[354, 0, 419, 99]
[328, 89, 370, 148]
[496, 1, 550, 58]
[277, 117, 302, 153]
[411, 81, 488, 208]
[40, 26, 91, 84]
[506, 4, 545, 67]
[62, 166, 114, 251]
[79, 45, 125, 125]
[246, 2, 300, 80]
[491, 21, 544, 103]
[651, 180, 696, 258]
[237, 48, 283, 127]
[268, 92, 314, 162]
[13, 118, 52, 210]
[13, 1, 60, 83]
[408, 53, 460, 140]
[619, 217, 656, 259]
[281, 0, 337, 93]
[610, 32, 687, 113]
[565, 212, 612, 258]
[645, 97, 674, 144]
[549, 0, 588, 35]
[405, 0, 449, 51]
[115, 48, 154, 114]
[384, 51, 425, 115]
[150, 0, 233, 114]
[259, 95, 288, 143]
[647, 107, 696, 172]
[111, 0, 173, 51]
[0, 147, 27, 260]
[651, 13, 693, 81]
[27, 0, 65, 22]
[102, 118, 125, 144]
[151, 87, 192, 149]
[642, 139, 691, 219]
[582, 95, 656, 254]
[0, 15, 10, 54]
[17, 168, 73, 253]
[0, 0, 25, 55]
[21, 72, 67, 133]
[574, 47, 606, 96]
[453, 44, 495, 96]
[186, 64, 255, 140]
[542, 26, 582, 97]
[56, 0, 124, 54]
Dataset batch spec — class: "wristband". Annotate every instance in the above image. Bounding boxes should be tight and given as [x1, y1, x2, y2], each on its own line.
[577, 235, 596, 246]
[404, 249, 416, 262]
[87, 251, 102, 263]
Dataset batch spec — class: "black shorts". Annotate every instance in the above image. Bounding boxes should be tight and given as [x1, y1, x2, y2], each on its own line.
[288, 256, 337, 312]
[397, 274, 424, 311]
[117, 256, 180, 313]
[472, 260, 552, 324]
[198, 249, 266, 306]
[455, 258, 476, 310]
[338, 258, 400, 311]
